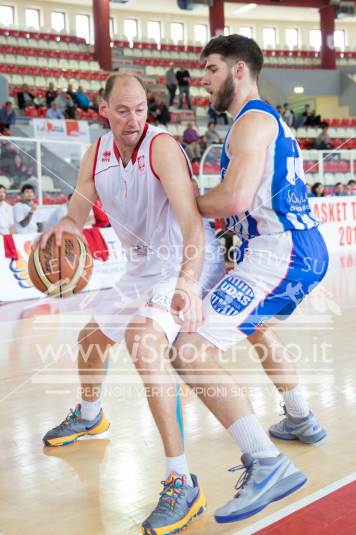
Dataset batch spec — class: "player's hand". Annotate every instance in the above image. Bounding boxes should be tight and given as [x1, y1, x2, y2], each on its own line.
[35, 216, 82, 250]
[171, 278, 204, 333]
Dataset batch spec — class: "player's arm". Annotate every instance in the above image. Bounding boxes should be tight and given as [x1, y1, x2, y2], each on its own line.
[39, 142, 98, 248]
[197, 113, 277, 218]
[151, 134, 205, 332]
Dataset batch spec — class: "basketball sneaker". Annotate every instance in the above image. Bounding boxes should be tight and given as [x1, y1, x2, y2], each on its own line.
[141, 472, 206, 535]
[269, 405, 326, 444]
[215, 453, 307, 523]
[43, 404, 110, 447]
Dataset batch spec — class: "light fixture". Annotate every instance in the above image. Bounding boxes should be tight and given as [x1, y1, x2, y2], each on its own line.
[234, 3, 257, 15]
[294, 86, 304, 94]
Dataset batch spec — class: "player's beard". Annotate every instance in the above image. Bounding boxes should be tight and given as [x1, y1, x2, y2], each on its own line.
[213, 72, 235, 113]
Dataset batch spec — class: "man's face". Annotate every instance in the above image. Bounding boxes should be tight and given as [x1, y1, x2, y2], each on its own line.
[202, 54, 236, 113]
[99, 78, 148, 148]
[22, 188, 34, 202]
[0, 187, 6, 202]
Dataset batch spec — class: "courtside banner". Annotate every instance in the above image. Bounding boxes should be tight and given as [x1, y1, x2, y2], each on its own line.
[0, 228, 126, 303]
[310, 196, 356, 252]
[32, 119, 90, 143]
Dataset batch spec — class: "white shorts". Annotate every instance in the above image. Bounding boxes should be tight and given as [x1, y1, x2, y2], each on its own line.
[94, 258, 225, 345]
[198, 229, 328, 351]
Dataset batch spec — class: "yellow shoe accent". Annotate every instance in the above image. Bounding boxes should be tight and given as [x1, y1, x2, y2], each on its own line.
[44, 416, 110, 447]
[141, 488, 207, 535]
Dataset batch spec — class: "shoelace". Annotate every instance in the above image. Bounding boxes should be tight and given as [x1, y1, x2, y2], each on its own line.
[228, 461, 256, 497]
[155, 477, 184, 513]
[57, 408, 80, 430]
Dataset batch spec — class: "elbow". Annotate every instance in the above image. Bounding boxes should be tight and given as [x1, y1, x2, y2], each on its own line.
[225, 194, 253, 215]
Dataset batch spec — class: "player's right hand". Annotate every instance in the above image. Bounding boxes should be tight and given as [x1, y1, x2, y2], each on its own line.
[35, 216, 82, 250]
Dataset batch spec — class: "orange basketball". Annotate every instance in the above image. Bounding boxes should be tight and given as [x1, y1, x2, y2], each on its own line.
[28, 232, 93, 298]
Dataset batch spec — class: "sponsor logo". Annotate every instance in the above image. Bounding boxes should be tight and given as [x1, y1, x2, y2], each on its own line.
[138, 155, 146, 172]
[102, 150, 111, 163]
[210, 276, 254, 316]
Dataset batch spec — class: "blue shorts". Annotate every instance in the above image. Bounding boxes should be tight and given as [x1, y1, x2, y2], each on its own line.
[198, 227, 329, 351]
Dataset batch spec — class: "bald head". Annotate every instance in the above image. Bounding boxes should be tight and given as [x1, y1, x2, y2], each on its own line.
[103, 73, 147, 102]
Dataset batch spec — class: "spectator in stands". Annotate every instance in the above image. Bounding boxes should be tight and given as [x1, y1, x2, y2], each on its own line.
[296, 104, 322, 128]
[74, 86, 90, 111]
[276, 104, 282, 115]
[183, 122, 201, 160]
[282, 102, 295, 128]
[0, 142, 17, 176]
[46, 101, 64, 120]
[334, 182, 345, 196]
[165, 62, 177, 107]
[66, 83, 76, 102]
[176, 67, 192, 110]
[155, 99, 170, 126]
[306, 183, 312, 196]
[346, 179, 356, 196]
[13, 184, 38, 234]
[17, 84, 35, 110]
[44, 194, 72, 229]
[54, 90, 75, 119]
[45, 82, 58, 108]
[0, 184, 14, 235]
[205, 121, 222, 145]
[313, 125, 334, 150]
[7, 154, 33, 189]
[208, 104, 229, 125]
[0, 101, 16, 134]
[311, 182, 325, 197]
[91, 88, 104, 113]
[147, 90, 158, 123]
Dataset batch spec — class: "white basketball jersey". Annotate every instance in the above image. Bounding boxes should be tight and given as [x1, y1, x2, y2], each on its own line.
[93, 124, 218, 270]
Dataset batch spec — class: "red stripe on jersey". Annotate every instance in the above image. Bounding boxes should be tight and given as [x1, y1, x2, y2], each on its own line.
[131, 123, 149, 163]
[92, 137, 101, 181]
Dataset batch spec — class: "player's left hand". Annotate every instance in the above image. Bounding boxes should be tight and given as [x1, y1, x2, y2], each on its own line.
[171, 278, 204, 333]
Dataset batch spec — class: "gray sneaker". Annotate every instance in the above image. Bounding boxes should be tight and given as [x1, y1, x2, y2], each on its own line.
[141, 472, 206, 535]
[43, 404, 110, 447]
[269, 405, 326, 444]
[215, 453, 307, 523]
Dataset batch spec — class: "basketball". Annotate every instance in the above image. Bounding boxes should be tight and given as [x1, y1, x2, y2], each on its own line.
[28, 232, 93, 298]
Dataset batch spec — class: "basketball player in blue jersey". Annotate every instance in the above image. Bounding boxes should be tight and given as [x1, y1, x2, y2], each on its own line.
[166, 34, 329, 524]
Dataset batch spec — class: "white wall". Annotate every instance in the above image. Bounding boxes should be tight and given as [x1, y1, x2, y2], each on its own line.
[2, 0, 356, 49]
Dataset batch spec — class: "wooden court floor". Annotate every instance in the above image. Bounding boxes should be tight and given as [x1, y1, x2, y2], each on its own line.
[0, 252, 355, 535]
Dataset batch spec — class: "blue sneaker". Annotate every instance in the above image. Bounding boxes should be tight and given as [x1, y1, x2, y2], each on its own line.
[141, 472, 206, 535]
[43, 404, 110, 447]
[269, 405, 326, 444]
[215, 453, 307, 523]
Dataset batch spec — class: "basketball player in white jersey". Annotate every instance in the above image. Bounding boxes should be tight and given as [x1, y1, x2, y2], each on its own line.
[157, 34, 328, 525]
[40, 73, 225, 534]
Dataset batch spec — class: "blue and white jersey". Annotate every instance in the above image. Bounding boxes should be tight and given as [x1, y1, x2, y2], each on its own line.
[221, 99, 320, 240]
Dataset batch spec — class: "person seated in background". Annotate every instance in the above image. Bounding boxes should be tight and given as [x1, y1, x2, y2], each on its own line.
[91, 88, 104, 113]
[54, 90, 75, 119]
[334, 182, 345, 196]
[146, 89, 158, 123]
[345, 179, 356, 196]
[208, 103, 229, 125]
[296, 104, 322, 128]
[0, 184, 14, 235]
[312, 125, 334, 150]
[0, 101, 16, 134]
[74, 86, 90, 111]
[46, 101, 64, 120]
[7, 154, 33, 189]
[282, 102, 295, 127]
[276, 104, 282, 115]
[45, 82, 58, 108]
[13, 184, 38, 234]
[182, 122, 201, 161]
[66, 83, 76, 102]
[17, 84, 35, 110]
[155, 99, 170, 126]
[205, 121, 222, 145]
[311, 182, 325, 197]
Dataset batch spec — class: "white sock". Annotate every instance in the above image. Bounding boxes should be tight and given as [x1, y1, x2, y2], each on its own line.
[80, 398, 101, 421]
[165, 454, 193, 487]
[228, 414, 280, 458]
[282, 385, 309, 418]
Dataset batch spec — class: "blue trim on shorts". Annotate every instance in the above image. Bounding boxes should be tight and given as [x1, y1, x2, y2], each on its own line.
[237, 228, 329, 336]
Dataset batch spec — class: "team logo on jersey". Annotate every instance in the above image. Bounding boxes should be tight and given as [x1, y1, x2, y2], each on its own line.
[102, 150, 111, 162]
[138, 155, 146, 172]
[210, 275, 254, 316]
